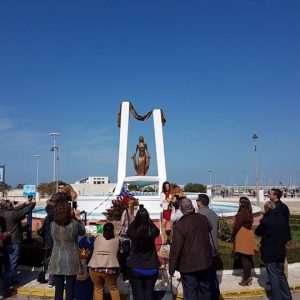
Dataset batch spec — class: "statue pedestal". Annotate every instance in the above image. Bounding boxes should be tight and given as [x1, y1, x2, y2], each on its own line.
[124, 176, 161, 187]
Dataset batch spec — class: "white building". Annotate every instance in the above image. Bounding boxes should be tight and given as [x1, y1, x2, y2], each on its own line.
[73, 176, 115, 195]
[75, 176, 109, 185]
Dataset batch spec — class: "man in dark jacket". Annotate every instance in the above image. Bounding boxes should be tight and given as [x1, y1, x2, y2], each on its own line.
[0, 199, 36, 296]
[255, 201, 292, 300]
[197, 194, 220, 299]
[269, 188, 291, 241]
[169, 198, 213, 300]
[269, 188, 291, 277]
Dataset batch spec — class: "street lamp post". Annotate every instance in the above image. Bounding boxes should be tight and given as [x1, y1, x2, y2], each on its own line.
[252, 133, 260, 206]
[50, 132, 61, 192]
[208, 170, 213, 186]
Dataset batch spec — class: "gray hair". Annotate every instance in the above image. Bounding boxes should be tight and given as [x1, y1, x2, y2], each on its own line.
[264, 200, 276, 213]
[180, 197, 194, 215]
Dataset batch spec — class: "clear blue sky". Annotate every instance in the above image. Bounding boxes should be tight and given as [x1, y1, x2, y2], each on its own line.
[0, 1, 299, 187]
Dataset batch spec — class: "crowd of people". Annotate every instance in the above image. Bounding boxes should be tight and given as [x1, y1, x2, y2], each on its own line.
[0, 183, 294, 300]
[0, 197, 36, 297]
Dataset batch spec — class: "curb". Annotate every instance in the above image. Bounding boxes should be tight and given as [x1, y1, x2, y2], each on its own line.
[17, 284, 300, 299]
[16, 263, 300, 298]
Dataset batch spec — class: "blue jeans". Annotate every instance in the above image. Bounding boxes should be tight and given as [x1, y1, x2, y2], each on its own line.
[265, 262, 292, 300]
[3, 244, 21, 291]
[181, 268, 211, 300]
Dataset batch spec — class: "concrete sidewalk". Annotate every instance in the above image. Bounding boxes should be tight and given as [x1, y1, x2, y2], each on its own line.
[7, 263, 300, 299]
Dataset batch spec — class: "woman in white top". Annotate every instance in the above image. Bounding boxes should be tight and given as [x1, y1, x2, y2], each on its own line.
[160, 181, 173, 248]
[88, 223, 120, 300]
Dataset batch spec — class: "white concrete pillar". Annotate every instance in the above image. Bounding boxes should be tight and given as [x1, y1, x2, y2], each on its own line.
[259, 189, 264, 203]
[153, 109, 167, 194]
[114, 101, 130, 195]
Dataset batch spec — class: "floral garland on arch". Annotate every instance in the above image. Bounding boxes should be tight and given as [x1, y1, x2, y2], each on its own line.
[103, 192, 138, 221]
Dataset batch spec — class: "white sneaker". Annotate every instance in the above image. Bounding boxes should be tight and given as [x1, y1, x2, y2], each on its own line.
[48, 284, 54, 288]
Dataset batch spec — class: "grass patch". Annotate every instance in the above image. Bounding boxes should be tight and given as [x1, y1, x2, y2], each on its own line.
[215, 214, 300, 270]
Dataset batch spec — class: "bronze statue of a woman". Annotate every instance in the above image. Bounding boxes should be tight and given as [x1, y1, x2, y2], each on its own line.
[131, 136, 151, 176]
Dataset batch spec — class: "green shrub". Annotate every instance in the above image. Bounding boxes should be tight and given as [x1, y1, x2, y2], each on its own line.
[216, 235, 300, 270]
[286, 246, 300, 263]
[291, 230, 300, 241]
[218, 217, 234, 242]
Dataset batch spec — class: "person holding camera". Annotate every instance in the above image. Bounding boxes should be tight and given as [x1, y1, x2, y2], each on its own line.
[88, 222, 121, 300]
[0, 198, 36, 297]
[48, 202, 86, 300]
[126, 208, 160, 300]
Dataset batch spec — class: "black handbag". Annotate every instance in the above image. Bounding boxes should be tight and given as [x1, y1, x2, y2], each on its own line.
[119, 236, 131, 256]
[118, 209, 131, 256]
[118, 209, 131, 275]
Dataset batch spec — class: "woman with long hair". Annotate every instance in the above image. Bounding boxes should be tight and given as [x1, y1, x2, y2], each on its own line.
[160, 181, 173, 249]
[88, 222, 120, 300]
[48, 202, 86, 300]
[126, 208, 160, 300]
[120, 198, 138, 236]
[119, 198, 139, 280]
[232, 197, 257, 286]
[65, 184, 78, 209]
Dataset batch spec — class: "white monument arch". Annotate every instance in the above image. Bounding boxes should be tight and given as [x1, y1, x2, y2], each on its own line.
[114, 101, 167, 195]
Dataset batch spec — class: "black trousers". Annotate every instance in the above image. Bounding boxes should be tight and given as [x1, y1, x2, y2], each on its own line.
[181, 268, 211, 300]
[239, 253, 253, 280]
[209, 263, 220, 300]
[53, 275, 77, 300]
[128, 268, 158, 300]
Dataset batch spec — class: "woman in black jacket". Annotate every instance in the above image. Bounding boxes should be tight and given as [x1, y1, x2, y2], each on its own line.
[126, 208, 160, 300]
